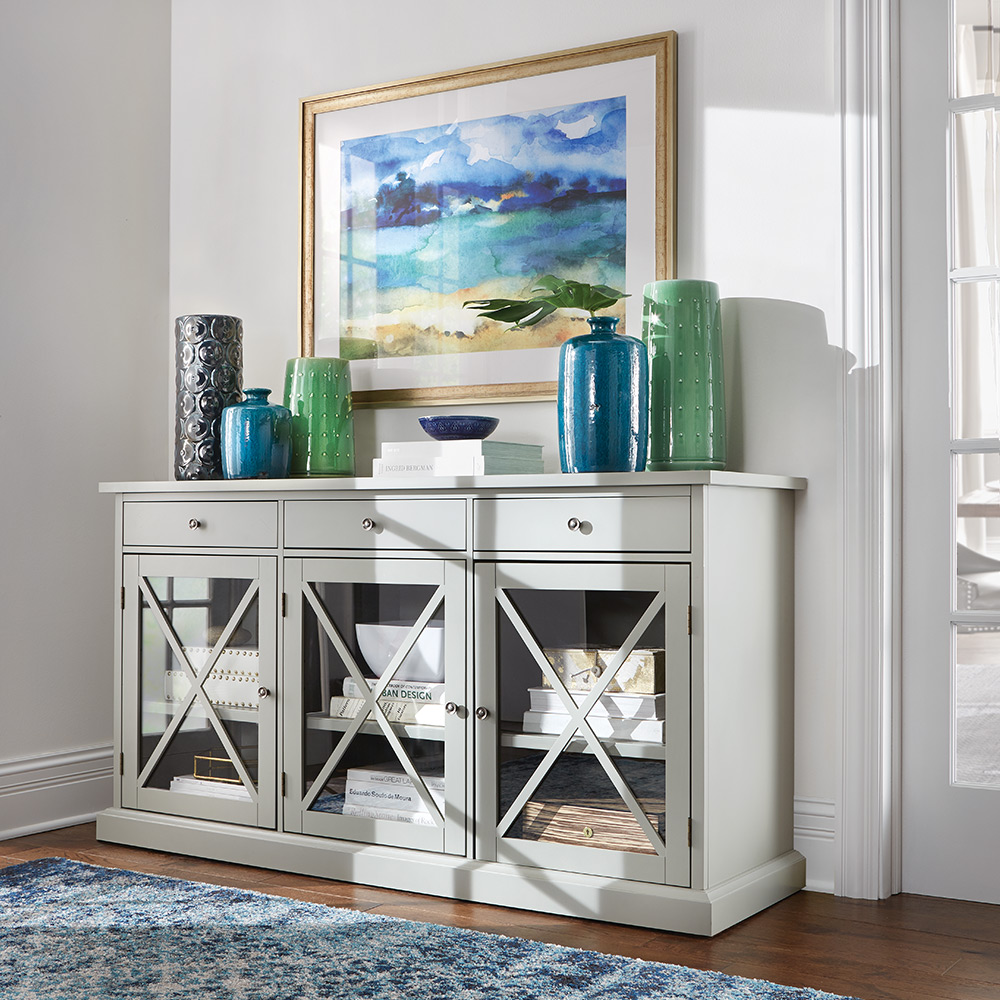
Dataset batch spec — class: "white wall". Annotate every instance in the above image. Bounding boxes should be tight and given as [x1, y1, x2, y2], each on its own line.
[0, 1, 170, 834]
[169, 0, 844, 886]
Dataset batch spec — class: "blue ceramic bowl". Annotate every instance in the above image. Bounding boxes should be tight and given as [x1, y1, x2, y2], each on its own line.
[418, 415, 499, 441]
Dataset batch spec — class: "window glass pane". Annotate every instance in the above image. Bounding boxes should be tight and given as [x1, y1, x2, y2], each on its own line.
[953, 279, 1000, 438]
[173, 577, 210, 600]
[956, 451, 1000, 611]
[954, 0, 995, 98]
[955, 627, 1000, 786]
[995, 0, 1000, 93]
[953, 109, 997, 270]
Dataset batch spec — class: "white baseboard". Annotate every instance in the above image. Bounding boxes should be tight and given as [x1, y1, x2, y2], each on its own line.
[0, 745, 114, 843]
[794, 796, 836, 893]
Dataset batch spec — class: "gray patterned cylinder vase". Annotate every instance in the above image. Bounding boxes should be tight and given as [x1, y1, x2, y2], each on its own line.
[174, 314, 244, 480]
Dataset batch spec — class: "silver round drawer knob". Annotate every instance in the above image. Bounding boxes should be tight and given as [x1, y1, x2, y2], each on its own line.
[188, 518, 201, 530]
[257, 686, 270, 699]
[445, 701, 459, 715]
[475, 706, 489, 721]
[567, 517, 581, 531]
[361, 517, 376, 531]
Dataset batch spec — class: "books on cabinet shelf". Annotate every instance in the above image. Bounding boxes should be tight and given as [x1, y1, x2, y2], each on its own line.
[341, 803, 437, 825]
[330, 676, 447, 725]
[342, 676, 445, 704]
[169, 775, 252, 801]
[373, 439, 543, 477]
[520, 712, 665, 742]
[527, 687, 664, 719]
[342, 762, 444, 825]
[328, 696, 446, 726]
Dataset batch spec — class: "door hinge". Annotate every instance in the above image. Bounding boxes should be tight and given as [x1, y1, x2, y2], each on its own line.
[687, 817, 692, 847]
[281, 593, 287, 618]
[119, 752, 124, 776]
[687, 606, 692, 635]
[121, 587, 126, 611]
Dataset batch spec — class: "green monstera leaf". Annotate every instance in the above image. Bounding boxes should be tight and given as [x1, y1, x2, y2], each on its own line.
[464, 275, 628, 328]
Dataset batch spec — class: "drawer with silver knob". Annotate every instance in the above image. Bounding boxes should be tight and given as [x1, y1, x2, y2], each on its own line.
[284, 499, 466, 550]
[472, 495, 690, 553]
[122, 501, 278, 548]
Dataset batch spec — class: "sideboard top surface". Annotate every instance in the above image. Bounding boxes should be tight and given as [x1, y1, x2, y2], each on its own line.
[100, 470, 806, 495]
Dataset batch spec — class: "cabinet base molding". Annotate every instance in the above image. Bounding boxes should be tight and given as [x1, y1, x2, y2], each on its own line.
[97, 808, 804, 936]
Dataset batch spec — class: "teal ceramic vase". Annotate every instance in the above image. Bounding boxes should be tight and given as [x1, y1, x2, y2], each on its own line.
[558, 316, 648, 473]
[283, 358, 355, 477]
[220, 388, 292, 479]
[642, 280, 727, 471]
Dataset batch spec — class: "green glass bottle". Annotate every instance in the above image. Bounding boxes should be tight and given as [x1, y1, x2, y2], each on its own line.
[642, 279, 727, 471]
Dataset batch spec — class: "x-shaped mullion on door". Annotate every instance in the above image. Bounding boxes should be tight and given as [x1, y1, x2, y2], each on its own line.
[496, 588, 667, 856]
[301, 581, 446, 825]
[136, 576, 260, 800]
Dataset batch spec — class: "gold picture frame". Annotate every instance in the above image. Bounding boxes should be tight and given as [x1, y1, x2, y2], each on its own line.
[300, 32, 677, 408]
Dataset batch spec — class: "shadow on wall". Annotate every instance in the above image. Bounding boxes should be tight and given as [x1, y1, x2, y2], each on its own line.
[359, 297, 849, 478]
[722, 297, 850, 479]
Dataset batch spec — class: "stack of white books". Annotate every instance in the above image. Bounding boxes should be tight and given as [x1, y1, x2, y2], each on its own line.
[329, 677, 447, 726]
[372, 439, 543, 477]
[342, 764, 444, 826]
[521, 687, 666, 743]
[169, 775, 252, 800]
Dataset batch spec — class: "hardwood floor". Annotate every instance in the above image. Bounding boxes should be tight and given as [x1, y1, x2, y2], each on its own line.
[2, 824, 999, 1000]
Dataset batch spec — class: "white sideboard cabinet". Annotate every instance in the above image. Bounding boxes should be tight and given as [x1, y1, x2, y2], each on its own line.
[98, 471, 805, 936]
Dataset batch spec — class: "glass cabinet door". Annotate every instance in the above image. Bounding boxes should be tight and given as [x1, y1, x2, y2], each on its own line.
[283, 558, 466, 855]
[121, 554, 276, 827]
[475, 561, 690, 885]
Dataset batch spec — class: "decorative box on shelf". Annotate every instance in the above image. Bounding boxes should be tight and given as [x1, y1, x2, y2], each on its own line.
[165, 647, 261, 710]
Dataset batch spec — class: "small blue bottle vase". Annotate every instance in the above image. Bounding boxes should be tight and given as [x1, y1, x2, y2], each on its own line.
[221, 388, 292, 479]
[558, 316, 649, 474]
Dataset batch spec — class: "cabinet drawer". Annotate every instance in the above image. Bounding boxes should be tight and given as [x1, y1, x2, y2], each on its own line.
[473, 495, 690, 553]
[285, 499, 466, 550]
[123, 501, 278, 548]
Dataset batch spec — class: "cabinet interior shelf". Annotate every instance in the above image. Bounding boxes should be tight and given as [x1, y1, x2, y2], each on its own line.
[306, 711, 447, 742]
[500, 722, 667, 760]
[146, 700, 260, 725]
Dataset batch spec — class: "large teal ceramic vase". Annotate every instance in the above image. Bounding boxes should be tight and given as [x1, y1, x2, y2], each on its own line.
[642, 280, 727, 471]
[283, 358, 355, 477]
[558, 316, 648, 473]
[220, 388, 292, 479]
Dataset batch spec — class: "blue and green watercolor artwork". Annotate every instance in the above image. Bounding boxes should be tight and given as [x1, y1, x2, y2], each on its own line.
[337, 96, 626, 361]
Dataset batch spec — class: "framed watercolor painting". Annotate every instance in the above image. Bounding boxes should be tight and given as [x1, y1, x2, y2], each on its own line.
[300, 32, 676, 407]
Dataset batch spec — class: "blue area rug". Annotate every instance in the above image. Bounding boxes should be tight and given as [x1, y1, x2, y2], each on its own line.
[0, 858, 861, 999]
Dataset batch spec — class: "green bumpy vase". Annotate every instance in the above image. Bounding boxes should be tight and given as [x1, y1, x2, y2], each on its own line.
[283, 357, 355, 476]
[642, 279, 727, 471]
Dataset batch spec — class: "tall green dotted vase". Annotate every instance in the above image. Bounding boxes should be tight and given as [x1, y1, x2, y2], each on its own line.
[642, 279, 727, 471]
[283, 357, 355, 476]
